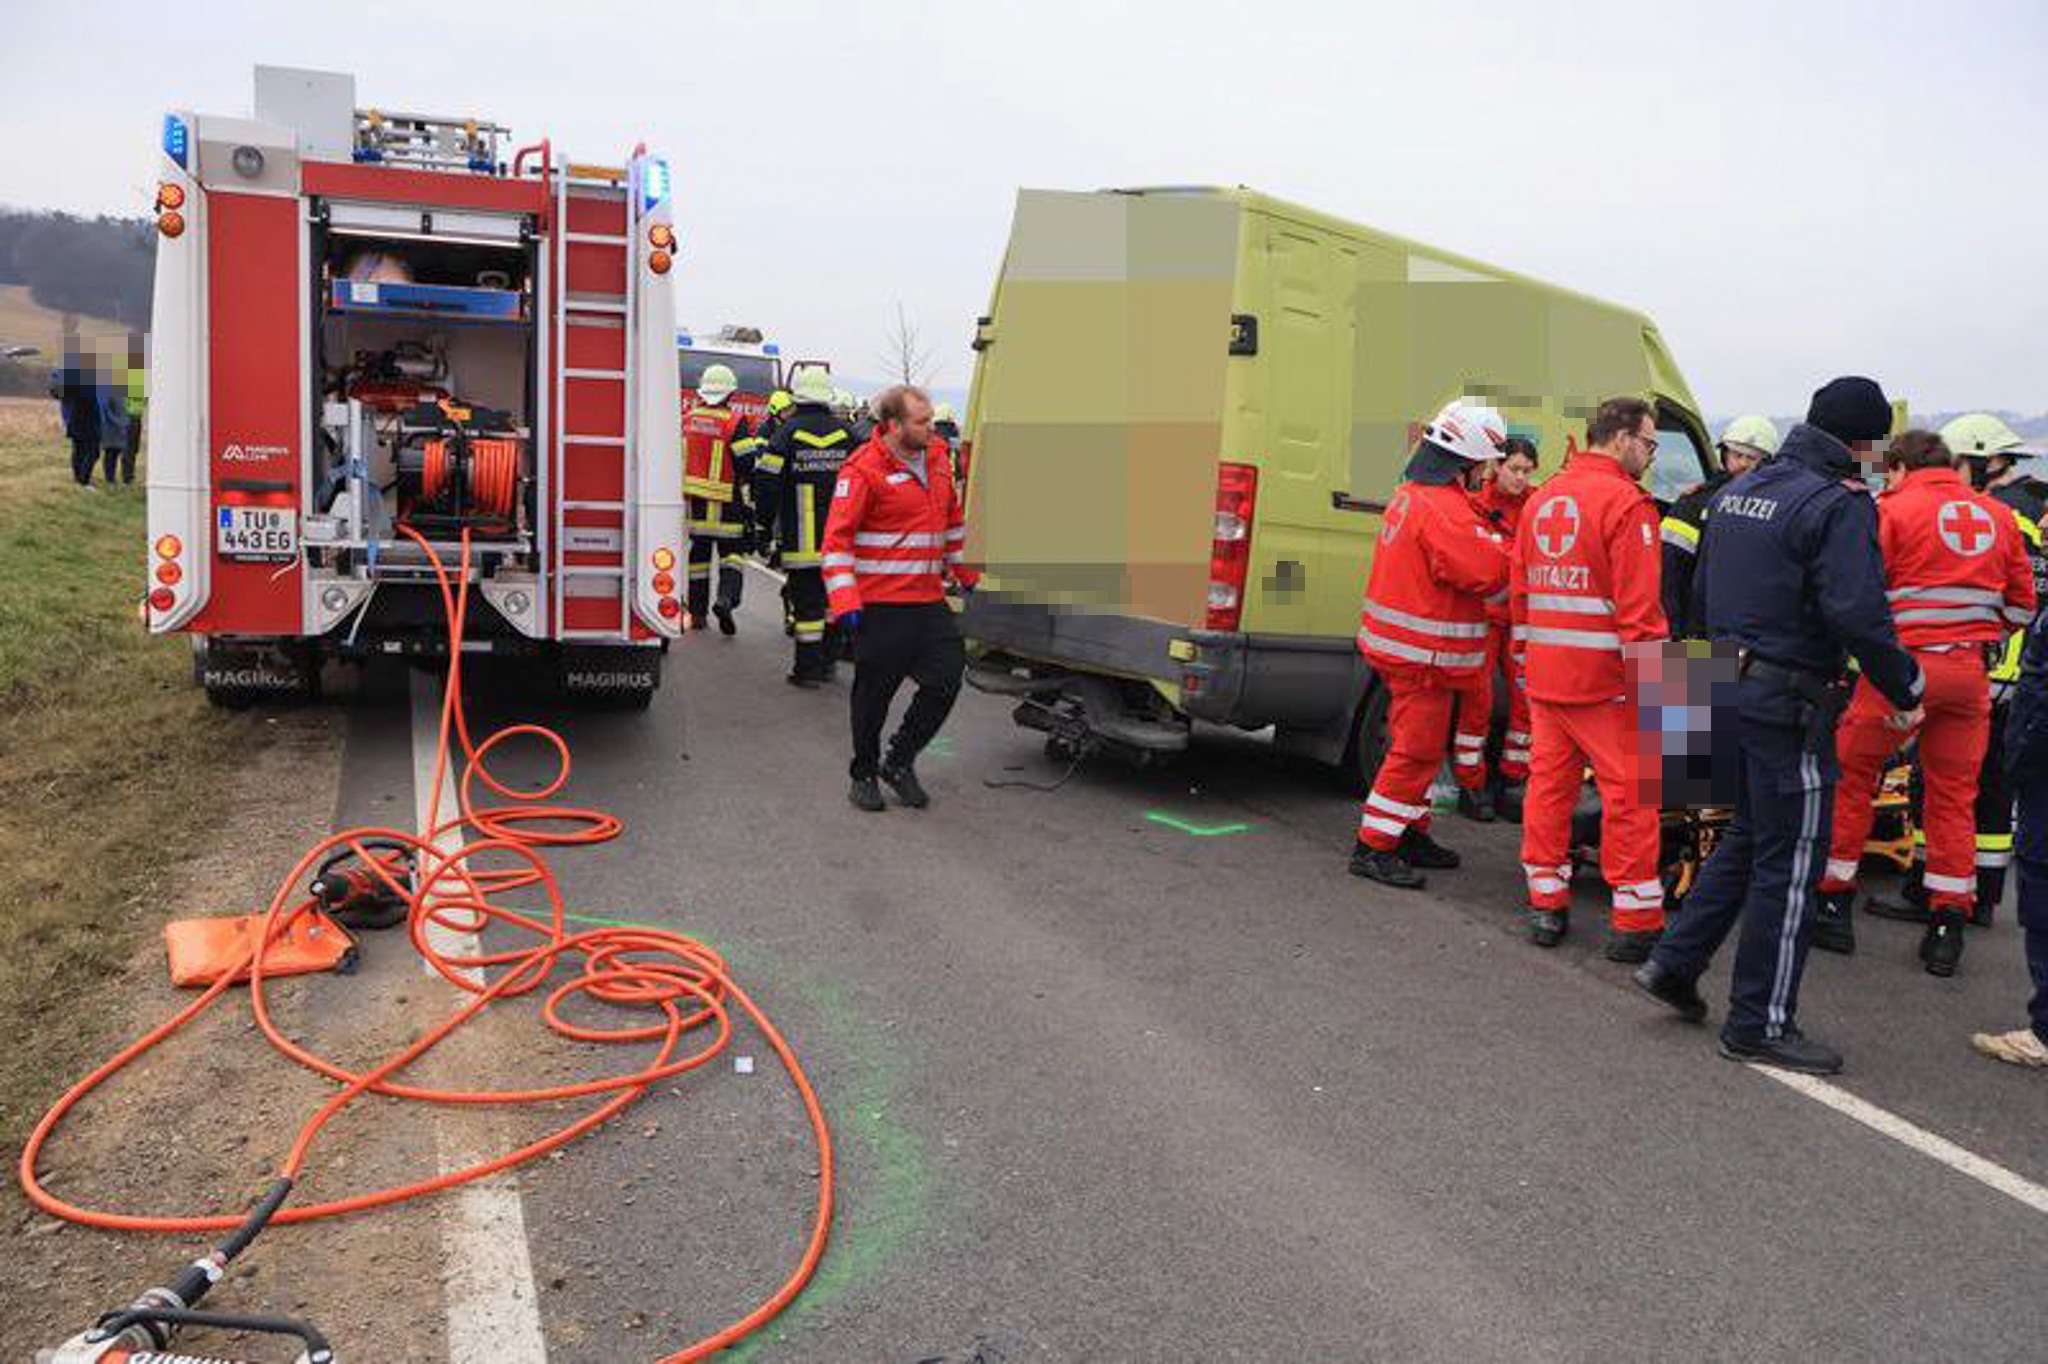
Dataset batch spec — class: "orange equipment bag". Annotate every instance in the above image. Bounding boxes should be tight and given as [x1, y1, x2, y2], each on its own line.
[164, 910, 358, 988]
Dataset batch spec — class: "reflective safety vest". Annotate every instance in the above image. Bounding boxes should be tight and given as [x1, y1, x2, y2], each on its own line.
[1992, 509, 2045, 689]
[1511, 451, 1667, 704]
[1356, 479, 1507, 679]
[683, 403, 744, 501]
[1875, 467, 2034, 652]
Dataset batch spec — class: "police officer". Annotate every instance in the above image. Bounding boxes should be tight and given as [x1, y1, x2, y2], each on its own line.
[1634, 377, 1923, 1074]
[1659, 415, 1779, 637]
[753, 367, 855, 686]
[1972, 601, 2048, 1069]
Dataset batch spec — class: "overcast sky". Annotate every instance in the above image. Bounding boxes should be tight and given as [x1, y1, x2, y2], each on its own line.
[2, 0, 2042, 414]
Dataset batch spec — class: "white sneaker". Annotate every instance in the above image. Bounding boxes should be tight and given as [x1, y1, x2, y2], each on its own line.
[1971, 1028, 2048, 1068]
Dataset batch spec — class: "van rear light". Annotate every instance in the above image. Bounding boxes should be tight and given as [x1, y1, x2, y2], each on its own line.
[148, 587, 176, 612]
[1204, 461, 1258, 632]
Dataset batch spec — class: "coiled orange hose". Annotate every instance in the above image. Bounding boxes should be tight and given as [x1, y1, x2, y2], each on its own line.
[19, 529, 834, 1361]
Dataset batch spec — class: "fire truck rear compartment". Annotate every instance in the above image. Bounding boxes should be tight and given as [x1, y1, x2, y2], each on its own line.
[313, 226, 539, 557]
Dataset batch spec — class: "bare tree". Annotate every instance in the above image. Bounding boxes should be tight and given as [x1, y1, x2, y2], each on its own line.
[882, 301, 939, 388]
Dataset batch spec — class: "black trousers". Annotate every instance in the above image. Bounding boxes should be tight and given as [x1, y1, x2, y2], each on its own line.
[69, 432, 100, 485]
[685, 534, 744, 622]
[101, 444, 134, 483]
[849, 601, 965, 780]
[786, 566, 833, 679]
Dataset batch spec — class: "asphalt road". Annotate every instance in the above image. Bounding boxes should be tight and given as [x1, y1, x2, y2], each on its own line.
[328, 574, 2048, 1363]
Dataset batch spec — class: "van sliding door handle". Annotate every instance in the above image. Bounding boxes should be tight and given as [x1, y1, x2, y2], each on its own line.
[1331, 491, 1385, 514]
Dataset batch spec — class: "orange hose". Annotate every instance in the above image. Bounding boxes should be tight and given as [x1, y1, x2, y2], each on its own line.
[18, 529, 834, 1362]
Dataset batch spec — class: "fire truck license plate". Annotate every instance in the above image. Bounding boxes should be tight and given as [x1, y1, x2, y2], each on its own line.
[216, 506, 298, 561]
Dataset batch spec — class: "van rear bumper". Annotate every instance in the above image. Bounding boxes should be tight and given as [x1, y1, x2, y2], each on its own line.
[961, 594, 1370, 759]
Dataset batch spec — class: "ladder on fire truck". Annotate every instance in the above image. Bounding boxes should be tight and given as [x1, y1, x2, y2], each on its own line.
[551, 159, 638, 639]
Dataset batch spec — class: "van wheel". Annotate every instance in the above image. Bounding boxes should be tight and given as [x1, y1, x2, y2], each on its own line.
[1348, 684, 1392, 795]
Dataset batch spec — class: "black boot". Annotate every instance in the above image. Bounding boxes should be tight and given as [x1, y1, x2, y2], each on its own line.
[1971, 864, 2004, 928]
[1527, 907, 1569, 948]
[1349, 843, 1425, 890]
[1496, 779, 1526, 825]
[1865, 865, 1931, 923]
[1603, 928, 1661, 964]
[1920, 908, 1966, 978]
[1810, 888, 1856, 955]
[713, 603, 736, 636]
[1456, 786, 1496, 823]
[1632, 959, 1708, 1022]
[848, 776, 885, 812]
[880, 762, 930, 809]
[1719, 1026, 1842, 1075]
[1399, 826, 1461, 869]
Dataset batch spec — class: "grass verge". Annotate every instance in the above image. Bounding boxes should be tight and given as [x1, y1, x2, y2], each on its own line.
[0, 398, 261, 1152]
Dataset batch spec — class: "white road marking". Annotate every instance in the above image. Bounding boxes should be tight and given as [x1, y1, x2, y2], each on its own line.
[410, 671, 550, 1363]
[1754, 1066, 2048, 1217]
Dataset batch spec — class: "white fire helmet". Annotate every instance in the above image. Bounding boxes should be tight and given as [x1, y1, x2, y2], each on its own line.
[1422, 398, 1509, 463]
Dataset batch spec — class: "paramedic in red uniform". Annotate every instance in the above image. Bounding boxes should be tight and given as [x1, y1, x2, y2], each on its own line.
[1350, 399, 1510, 890]
[1515, 397, 1670, 960]
[823, 384, 978, 813]
[1476, 435, 1540, 820]
[1812, 429, 2036, 973]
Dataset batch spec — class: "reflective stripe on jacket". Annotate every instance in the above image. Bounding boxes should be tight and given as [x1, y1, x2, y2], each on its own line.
[1357, 480, 1507, 679]
[822, 436, 976, 618]
[1511, 451, 1666, 704]
[1875, 467, 2035, 650]
[683, 403, 745, 501]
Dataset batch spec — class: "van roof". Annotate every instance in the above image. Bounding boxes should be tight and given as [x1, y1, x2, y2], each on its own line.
[1103, 184, 1659, 334]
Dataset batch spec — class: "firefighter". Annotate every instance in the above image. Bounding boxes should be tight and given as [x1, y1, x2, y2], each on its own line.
[1870, 415, 2048, 932]
[1635, 377, 1922, 1075]
[1513, 398, 1670, 959]
[933, 401, 963, 481]
[754, 367, 855, 686]
[1476, 435, 1539, 820]
[1810, 430, 2034, 973]
[822, 384, 977, 811]
[1949, 411, 2047, 524]
[743, 387, 796, 634]
[1660, 415, 1779, 637]
[681, 364, 754, 635]
[1350, 398, 1510, 890]
[1972, 600, 2048, 1068]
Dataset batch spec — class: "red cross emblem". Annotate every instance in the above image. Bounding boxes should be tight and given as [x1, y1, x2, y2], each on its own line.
[1937, 499, 1995, 557]
[1532, 495, 1580, 558]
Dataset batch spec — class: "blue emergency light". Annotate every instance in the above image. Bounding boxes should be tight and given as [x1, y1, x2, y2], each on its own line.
[643, 157, 671, 211]
[762, 343, 780, 356]
[162, 114, 189, 169]
[675, 331, 694, 348]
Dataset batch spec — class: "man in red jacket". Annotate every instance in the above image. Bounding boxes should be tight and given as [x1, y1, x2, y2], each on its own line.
[1475, 436, 1540, 820]
[1514, 396, 1670, 959]
[1813, 429, 2036, 972]
[1351, 399, 1511, 890]
[823, 385, 978, 812]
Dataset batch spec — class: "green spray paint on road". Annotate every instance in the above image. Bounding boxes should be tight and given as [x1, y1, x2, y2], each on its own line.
[523, 910, 934, 1352]
[1144, 810, 1253, 837]
[717, 938, 933, 1360]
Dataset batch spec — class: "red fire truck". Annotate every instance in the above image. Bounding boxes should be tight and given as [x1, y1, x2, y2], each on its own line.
[144, 66, 684, 706]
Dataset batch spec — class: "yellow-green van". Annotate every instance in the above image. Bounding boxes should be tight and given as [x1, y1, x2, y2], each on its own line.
[958, 186, 1714, 782]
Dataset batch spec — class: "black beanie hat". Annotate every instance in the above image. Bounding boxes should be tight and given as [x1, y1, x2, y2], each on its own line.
[1806, 376, 1892, 444]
